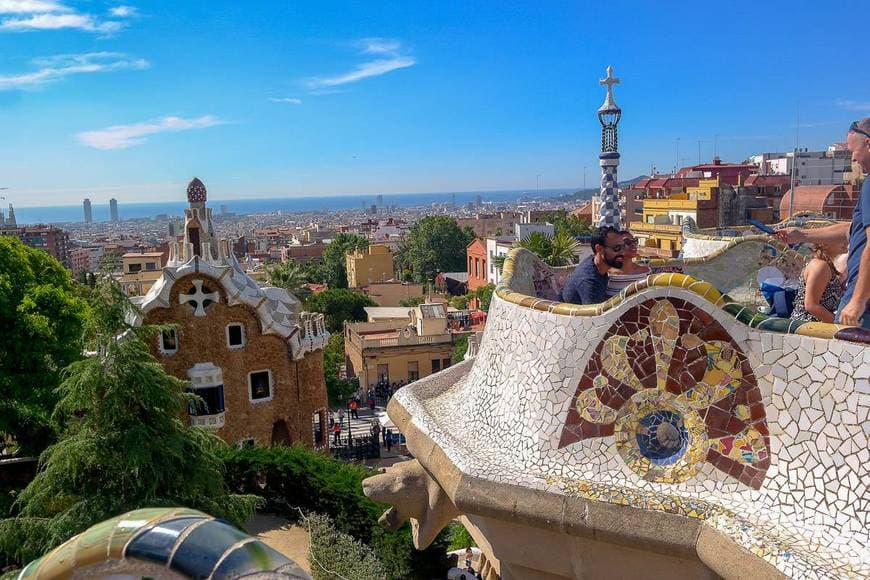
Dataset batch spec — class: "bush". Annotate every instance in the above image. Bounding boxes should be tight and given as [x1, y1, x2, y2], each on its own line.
[446, 521, 477, 551]
[221, 444, 450, 579]
[452, 335, 469, 364]
[307, 513, 387, 580]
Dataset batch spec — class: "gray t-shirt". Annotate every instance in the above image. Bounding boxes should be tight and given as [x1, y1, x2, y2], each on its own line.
[842, 178, 870, 308]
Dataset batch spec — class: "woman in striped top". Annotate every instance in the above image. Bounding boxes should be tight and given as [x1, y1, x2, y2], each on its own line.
[606, 231, 651, 298]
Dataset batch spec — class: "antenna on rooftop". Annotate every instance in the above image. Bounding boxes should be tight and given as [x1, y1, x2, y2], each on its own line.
[787, 102, 800, 218]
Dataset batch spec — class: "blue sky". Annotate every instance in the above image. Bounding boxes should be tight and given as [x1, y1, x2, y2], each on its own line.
[1, 0, 867, 207]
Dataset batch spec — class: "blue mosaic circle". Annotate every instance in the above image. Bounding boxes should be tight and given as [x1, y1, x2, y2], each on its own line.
[635, 410, 689, 466]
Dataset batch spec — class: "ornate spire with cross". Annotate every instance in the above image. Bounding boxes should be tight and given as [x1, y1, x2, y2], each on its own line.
[596, 65, 622, 229]
[599, 66, 621, 112]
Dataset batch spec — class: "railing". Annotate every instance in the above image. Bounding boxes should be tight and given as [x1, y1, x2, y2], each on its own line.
[190, 412, 225, 429]
[630, 222, 683, 233]
[359, 332, 452, 349]
[330, 435, 380, 461]
[347, 327, 453, 350]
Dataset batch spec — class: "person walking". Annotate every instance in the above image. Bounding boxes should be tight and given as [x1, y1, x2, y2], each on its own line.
[332, 420, 341, 445]
[349, 398, 359, 419]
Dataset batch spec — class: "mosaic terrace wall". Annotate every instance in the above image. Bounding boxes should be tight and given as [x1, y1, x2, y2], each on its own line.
[382, 248, 868, 579]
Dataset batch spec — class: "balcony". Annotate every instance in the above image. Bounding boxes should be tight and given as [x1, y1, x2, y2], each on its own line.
[630, 221, 683, 233]
[346, 321, 453, 351]
[191, 412, 225, 429]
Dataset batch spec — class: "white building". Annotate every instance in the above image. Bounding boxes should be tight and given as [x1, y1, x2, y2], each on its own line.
[485, 236, 515, 286]
[750, 148, 852, 186]
[514, 222, 555, 240]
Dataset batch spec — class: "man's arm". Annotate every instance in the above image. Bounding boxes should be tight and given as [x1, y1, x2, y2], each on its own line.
[775, 222, 850, 245]
[840, 224, 870, 326]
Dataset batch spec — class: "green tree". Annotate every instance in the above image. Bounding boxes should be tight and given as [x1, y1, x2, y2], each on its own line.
[474, 284, 495, 312]
[452, 334, 469, 364]
[398, 296, 424, 308]
[266, 260, 312, 301]
[304, 288, 376, 332]
[323, 334, 358, 407]
[553, 214, 593, 238]
[307, 513, 387, 580]
[0, 278, 259, 567]
[515, 231, 579, 267]
[322, 234, 369, 289]
[0, 237, 88, 456]
[398, 217, 475, 283]
[449, 294, 468, 310]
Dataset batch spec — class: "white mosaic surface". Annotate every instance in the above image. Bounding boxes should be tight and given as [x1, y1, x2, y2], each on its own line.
[394, 288, 869, 579]
[681, 236, 731, 259]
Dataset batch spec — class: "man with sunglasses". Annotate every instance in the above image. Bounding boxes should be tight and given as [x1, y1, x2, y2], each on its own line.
[561, 226, 625, 305]
[776, 118, 870, 328]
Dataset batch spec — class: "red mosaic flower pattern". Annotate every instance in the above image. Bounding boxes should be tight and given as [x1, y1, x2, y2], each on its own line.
[559, 298, 770, 489]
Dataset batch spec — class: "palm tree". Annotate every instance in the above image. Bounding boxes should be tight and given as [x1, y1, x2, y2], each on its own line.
[515, 231, 578, 267]
[547, 231, 580, 266]
[266, 260, 311, 300]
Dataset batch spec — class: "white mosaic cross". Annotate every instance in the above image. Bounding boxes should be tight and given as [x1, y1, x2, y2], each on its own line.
[179, 279, 219, 317]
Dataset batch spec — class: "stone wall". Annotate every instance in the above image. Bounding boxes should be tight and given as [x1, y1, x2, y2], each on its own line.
[145, 273, 328, 447]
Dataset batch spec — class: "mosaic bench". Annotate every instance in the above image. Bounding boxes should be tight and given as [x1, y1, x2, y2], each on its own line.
[364, 247, 869, 579]
[17, 508, 309, 579]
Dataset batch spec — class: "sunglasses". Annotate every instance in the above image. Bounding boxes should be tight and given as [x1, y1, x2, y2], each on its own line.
[604, 238, 638, 253]
[850, 121, 870, 140]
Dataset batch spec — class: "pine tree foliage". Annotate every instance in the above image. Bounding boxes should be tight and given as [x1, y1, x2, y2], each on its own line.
[0, 278, 259, 567]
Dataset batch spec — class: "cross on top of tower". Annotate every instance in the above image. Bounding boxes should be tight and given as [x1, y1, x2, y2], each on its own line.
[598, 65, 621, 113]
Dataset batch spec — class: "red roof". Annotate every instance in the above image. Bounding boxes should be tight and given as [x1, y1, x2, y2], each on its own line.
[779, 185, 857, 218]
[744, 175, 792, 186]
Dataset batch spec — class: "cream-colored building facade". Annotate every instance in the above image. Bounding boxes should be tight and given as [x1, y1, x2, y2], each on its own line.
[118, 252, 164, 296]
[344, 303, 455, 387]
[346, 244, 395, 288]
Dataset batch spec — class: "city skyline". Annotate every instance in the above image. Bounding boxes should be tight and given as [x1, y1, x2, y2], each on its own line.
[1, 0, 867, 207]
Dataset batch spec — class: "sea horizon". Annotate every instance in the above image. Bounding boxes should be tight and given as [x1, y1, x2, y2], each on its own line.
[9, 188, 585, 225]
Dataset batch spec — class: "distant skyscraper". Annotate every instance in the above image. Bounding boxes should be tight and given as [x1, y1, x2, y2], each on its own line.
[168, 222, 176, 237]
[6, 204, 16, 227]
[376, 194, 384, 207]
[109, 198, 119, 222]
[596, 65, 622, 229]
[83, 198, 93, 224]
[475, 194, 483, 207]
[0, 208, 5, 227]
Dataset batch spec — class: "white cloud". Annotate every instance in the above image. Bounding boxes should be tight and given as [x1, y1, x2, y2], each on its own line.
[0, 52, 149, 90]
[76, 115, 225, 150]
[108, 5, 135, 17]
[0, 0, 67, 13]
[305, 38, 415, 89]
[1, 12, 122, 32]
[269, 97, 302, 104]
[361, 38, 401, 55]
[835, 98, 870, 113]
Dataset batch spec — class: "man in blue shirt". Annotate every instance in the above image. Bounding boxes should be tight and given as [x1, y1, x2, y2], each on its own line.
[561, 226, 625, 305]
[777, 118, 870, 328]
